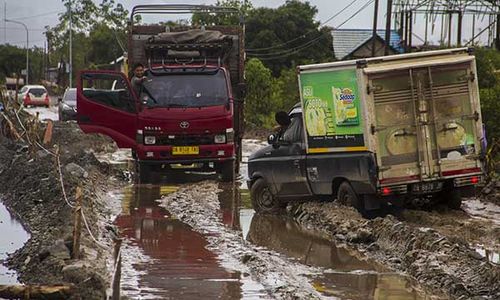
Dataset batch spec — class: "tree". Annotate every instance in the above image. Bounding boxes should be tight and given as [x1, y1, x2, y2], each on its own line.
[192, 0, 252, 26]
[245, 1, 333, 75]
[244, 58, 279, 128]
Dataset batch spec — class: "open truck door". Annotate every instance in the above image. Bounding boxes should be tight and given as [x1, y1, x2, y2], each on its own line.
[77, 71, 139, 149]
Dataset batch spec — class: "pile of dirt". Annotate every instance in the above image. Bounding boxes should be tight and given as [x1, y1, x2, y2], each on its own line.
[0, 113, 124, 299]
[481, 177, 500, 206]
[288, 202, 500, 299]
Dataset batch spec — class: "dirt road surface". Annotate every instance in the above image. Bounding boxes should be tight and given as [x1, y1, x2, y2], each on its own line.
[0, 105, 498, 299]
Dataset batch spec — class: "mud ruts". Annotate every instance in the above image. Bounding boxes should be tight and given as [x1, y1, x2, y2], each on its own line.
[288, 202, 500, 299]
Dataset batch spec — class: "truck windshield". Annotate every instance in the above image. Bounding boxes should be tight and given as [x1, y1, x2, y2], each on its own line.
[140, 69, 228, 108]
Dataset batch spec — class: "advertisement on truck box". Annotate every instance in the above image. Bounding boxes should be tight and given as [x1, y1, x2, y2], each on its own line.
[299, 68, 366, 153]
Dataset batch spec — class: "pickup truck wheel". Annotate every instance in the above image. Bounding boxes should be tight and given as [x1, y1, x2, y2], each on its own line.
[446, 189, 462, 210]
[251, 178, 283, 214]
[337, 181, 364, 213]
[219, 160, 235, 182]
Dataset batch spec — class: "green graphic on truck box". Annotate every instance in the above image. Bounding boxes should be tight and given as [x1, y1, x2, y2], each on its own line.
[300, 68, 365, 151]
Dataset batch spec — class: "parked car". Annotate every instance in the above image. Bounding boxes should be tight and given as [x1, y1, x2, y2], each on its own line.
[18, 85, 49, 108]
[58, 88, 77, 121]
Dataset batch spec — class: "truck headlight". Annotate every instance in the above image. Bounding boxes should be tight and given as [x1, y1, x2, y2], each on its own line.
[214, 134, 226, 144]
[144, 136, 156, 145]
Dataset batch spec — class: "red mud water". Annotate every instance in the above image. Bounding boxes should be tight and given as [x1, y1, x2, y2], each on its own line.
[114, 183, 267, 299]
[0, 201, 29, 285]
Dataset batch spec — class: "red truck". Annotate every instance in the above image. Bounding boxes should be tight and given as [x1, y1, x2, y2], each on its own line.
[76, 5, 245, 182]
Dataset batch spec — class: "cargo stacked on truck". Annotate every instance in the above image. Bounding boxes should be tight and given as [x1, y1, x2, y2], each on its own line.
[76, 5, 245, 182]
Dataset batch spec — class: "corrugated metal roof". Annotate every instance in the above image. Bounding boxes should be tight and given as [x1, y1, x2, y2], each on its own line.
[332, 29, 404, 60]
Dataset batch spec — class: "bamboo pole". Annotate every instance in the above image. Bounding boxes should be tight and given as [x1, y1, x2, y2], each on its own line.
[72, 187, 83, 259]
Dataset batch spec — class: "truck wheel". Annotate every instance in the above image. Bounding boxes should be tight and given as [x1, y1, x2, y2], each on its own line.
[337, 181, 364, 213]
[136, 162, 155, 184]
[251, 178, 283, 214]
[219, 160, 235, 182]
[446, 189, 462, 210]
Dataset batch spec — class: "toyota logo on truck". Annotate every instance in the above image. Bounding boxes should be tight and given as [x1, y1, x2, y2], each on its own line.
[179, 121, 190, 129]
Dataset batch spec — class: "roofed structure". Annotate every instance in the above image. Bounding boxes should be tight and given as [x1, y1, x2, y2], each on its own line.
[332, 29, 404, 60]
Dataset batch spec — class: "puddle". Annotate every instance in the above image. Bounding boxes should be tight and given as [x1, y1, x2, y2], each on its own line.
[0, 201, 30, 284]
[475, 246, 500, 264]
[462, 199, 500, 226]
[114, 184, 267, 299]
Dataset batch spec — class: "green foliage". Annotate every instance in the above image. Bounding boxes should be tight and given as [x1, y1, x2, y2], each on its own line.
[245, 1, 333, 75]
[0, 45, 46, 84]
[474, 47, 500, 143]
[192, 0, 252, 26]
[244, 58, 277, 128]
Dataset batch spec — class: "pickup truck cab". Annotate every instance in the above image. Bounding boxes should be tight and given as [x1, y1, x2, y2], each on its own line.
[248, 104, 378, 214]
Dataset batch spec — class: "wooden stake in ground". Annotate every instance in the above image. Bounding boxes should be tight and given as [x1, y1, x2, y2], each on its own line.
[43, 119, 53, 145]
[72, 187, 83, 259]
[0, 284, 73, 300]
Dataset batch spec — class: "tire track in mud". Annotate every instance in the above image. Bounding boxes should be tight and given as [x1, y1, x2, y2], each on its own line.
[159, 181, 324, 299]
[288, 201, 500, 299]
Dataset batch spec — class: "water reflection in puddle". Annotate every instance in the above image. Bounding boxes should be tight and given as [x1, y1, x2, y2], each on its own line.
[115, 182, 268, 299]
[0, 201, 30, 284]
[216, 182, 441, 300]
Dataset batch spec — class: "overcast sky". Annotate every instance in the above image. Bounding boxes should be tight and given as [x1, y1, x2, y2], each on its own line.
[1, 0, 493, 48]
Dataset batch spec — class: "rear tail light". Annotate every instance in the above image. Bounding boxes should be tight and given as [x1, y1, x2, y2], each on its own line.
[45, 94, 50, 103]
[379, 184, 408, 196]
[382, 187, 392, 195]
[454, 175, 482, 187]
[24, 94, 31, 102]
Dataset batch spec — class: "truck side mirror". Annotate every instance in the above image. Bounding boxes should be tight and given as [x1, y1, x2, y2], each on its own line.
[275, 111, 291, 127]
[268, 134, 277, 145]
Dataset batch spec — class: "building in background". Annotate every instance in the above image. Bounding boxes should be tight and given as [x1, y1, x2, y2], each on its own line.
[332, 29, 404, 60]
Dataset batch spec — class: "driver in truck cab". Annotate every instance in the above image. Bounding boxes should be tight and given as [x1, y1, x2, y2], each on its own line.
[131, 63, 147, 97]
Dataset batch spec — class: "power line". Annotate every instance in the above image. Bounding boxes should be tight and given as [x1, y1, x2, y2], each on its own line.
[0, 26, 46, 32]
[10, 9, 63, 21]
[248, 0, 375, 61]
[246, 0, 362, 52]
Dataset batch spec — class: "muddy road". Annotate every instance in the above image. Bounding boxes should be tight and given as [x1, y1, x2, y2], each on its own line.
[0, 105, 498, 299]
[101, 139, 472, 300]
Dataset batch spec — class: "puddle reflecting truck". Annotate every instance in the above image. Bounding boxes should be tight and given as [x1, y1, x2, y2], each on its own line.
[248, 48, 486, 214]
[76, 5, 245, 182]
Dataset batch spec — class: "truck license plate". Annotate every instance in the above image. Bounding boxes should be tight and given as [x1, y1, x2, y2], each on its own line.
[172, 146, 199, 155]
[411, 181, 443, 194]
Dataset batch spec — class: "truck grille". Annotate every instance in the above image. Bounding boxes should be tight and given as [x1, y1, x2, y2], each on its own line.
[155, 134, 215, 146]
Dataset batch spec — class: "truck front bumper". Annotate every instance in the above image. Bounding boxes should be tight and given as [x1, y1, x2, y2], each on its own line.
[136, 143, 235, 165]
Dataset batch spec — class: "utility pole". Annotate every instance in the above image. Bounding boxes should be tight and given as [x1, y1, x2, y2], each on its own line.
[5, 19, 28, 85]
[457, 11, 463, 47]
[447, 12, 452, 48]
[69, 0, 73, 88]
[371, 0, 379, 57]
[496, 12, 500, 50]
[384, 0, 393, 55]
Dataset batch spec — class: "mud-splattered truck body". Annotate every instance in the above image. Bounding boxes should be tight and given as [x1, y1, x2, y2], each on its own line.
[248, 48, 486, 213]
[76, 5, 245, 182]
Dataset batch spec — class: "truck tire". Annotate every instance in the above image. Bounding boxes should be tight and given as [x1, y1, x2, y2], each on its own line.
[251, 178, 283, 214]
[219, 160, 235, 182]
[446, 189, 462, 210]
[136, 161, 155, 184]
[337, 181, 364, 213]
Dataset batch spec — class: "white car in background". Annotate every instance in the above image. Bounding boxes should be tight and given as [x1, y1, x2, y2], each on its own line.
[18, 85, 50, 108]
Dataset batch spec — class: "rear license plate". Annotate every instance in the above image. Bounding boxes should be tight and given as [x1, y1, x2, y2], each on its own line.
[411, 181, 443, 194]
[172, 146, 199, 155]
